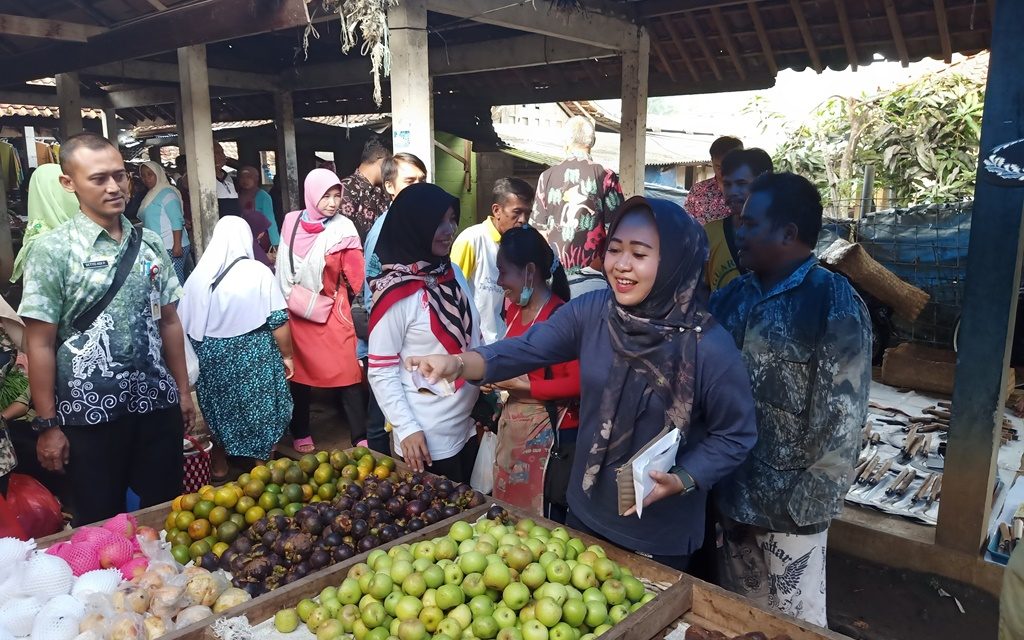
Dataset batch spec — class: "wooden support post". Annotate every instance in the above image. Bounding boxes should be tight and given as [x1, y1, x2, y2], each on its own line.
[274, 91, 300, 213]
[389, 0, 435, 178]
[936, 0, 1024, 554]
[619, 28, 649, 198]
[747, 1, 778, 75]
[101, 108, 118, 144]
[177, 44, 218, 256]
[56, 72, 83, 140]
[832, 0, 858, 71]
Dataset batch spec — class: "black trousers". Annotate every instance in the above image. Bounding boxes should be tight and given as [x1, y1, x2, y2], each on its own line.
[398, 435, 479, 485]
[365, 383, 390, 455]
[566, 512, 691, 573]
[289, 382, 367, 444]
[64, 406, 184, 526]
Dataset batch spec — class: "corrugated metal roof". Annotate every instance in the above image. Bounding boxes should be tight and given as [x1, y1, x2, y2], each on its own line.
[495, 123, 713, 171]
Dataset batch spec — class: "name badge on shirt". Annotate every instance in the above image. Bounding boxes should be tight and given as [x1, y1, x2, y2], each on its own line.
[82, 260, 109, 269]
[150, 290, 162, 320]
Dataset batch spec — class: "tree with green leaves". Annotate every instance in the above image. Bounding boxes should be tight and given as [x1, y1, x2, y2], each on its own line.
[750, 59, 985, 213]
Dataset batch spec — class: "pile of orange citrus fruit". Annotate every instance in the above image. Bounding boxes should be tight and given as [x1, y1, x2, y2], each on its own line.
[164, 447, 394, 565]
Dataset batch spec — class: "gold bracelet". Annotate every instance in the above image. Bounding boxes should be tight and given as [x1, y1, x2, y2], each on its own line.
[455, 355, 465, 378]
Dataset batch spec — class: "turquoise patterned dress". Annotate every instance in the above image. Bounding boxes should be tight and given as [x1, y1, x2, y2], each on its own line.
[191, 309, 292, 459]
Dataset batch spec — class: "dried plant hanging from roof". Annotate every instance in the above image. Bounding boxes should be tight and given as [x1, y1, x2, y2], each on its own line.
[313, 0, 398, 107]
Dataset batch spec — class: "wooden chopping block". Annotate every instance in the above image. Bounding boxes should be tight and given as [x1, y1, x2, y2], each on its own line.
[817, 238, 929, 322]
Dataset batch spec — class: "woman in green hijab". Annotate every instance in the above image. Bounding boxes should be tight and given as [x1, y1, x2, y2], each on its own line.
[11, 164, 80, 282]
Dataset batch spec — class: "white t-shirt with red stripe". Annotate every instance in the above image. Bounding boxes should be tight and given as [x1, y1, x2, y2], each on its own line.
[367, 268, 481, 461]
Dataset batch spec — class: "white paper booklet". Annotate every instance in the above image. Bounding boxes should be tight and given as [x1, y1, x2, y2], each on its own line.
[631, 428, 681, 518]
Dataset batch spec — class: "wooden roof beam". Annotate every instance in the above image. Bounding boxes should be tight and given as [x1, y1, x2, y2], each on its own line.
[640, 0, 773, 18]
[286, 34, 616, 91]
[0, 13, 105, 42]
[425, 0, 640, 51]
[710, 6, 746, 80]
[649, 31, 680, 83]
[1, 0, 308, 86]
[883, 0, 911, 67]
[746, 1, 777, 75]
[789, 0, 822, 73]
[83, 60, 276, 92]
[683, 12, 722, 81]
[832, 0, 857, 71]
[662, 15, 699, 82]
[933, 0, 952, 63]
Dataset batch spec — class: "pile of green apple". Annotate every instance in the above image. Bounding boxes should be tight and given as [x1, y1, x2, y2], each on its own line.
[272, 514, 655, 640]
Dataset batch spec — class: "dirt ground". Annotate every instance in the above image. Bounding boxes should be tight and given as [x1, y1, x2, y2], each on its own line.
[262, 394, 1001, 640]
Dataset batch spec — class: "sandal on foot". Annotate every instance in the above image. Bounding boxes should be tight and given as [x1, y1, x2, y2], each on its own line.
[293, 436, 316, 453]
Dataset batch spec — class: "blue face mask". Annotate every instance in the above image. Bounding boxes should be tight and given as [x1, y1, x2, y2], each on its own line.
[517, 270, 534, 307]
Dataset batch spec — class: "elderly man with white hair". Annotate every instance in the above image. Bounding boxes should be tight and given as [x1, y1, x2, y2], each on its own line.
[531, 116, 623, 275]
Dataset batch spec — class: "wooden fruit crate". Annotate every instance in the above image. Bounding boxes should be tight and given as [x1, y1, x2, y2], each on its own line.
[35, 448, 420, 549]
[167, 499, 847, 640]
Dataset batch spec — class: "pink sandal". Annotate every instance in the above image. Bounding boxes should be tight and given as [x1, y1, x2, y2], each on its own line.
[293, 436, 315, 453]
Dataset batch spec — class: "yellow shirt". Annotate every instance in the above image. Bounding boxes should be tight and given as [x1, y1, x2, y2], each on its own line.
[704, 217, 741, 292]
[450, 217, 505, 343]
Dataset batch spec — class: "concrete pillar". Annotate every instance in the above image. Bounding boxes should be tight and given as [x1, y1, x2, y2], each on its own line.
[101, 108, 119, 145]
[388, 0, 435, 179]
[56, 73, 83, 140]
[274, 91, 300, 213]
[618, 29, 649, 198]
[177, 44, 218, 256]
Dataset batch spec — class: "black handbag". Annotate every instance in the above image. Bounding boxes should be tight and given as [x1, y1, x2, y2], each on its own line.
[542, 366, 575, 510]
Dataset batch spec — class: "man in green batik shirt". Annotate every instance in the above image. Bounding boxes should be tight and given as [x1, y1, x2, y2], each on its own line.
[19, 132, 195, 526]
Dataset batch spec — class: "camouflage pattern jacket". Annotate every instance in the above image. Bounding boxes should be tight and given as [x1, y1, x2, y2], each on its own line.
[710, 257, 871, 533]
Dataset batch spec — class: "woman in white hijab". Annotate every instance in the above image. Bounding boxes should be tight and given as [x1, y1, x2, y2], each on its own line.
[179, 217, 294, 478]
[139, 160, 190, 284]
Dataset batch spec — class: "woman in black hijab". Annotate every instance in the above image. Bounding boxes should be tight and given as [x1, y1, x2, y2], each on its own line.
[367, 183, 481, 481]
[407, 197, 757, 569]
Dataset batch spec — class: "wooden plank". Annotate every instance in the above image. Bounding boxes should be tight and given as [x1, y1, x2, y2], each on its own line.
[389, 0, 436, 178]
[789, 0, 823, 73]
[84, 60, 276, 92]
[619, 30, 650, 198]
[688, 581, 845, 640]
[37, 500, 172, 549]
[832, 0, 858, 71]
[709, 7, 746, 80]
[746, 0, 777, 75]
[682, 12, 722, 81]
[56, 72, 84, 139]
[274, 91, 300, 213]
[1, 0, 308, 85]
[101, 107, 118, 144]
[648, 32, 679, 83]
[640, 0, 774, 18]
[0, 13, 104, 42]
[937, 0, 1024, 556]
[425, 0, 640, 51]
[178, 44, 218, 257]
[661, 15, 700, 82]
[883, 0, 910, 67]
[933, 0, 953, 63]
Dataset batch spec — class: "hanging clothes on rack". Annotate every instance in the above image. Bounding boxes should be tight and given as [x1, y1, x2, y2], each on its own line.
[35, 141, 56, 166]
[0, 141, 23, 190]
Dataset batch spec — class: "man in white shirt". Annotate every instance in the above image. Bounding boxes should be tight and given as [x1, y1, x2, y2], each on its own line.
[213, 142, 239, 216]
[450, 178, 534, 344]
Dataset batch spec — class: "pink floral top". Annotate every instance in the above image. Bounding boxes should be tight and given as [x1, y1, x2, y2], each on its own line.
[685, 177, 731, 225]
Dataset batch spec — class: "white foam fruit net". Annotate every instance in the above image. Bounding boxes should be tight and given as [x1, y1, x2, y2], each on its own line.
[0, 537, 35, 569]
[71, 569, 123, 600]
[0, 596, 43, 637]
[30, 594, 85, 640]
[20, 552, 74, 599]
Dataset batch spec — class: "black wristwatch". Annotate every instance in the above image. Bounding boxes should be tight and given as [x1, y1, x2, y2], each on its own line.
[670, 465, 698, 495]
[31, 416, 62, 433]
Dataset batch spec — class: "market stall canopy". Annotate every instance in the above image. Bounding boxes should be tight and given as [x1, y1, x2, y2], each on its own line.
[0, 0, 994, 121]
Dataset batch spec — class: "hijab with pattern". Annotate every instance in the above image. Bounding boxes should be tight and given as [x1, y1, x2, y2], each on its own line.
[581, 196, 714, 495]
[11, 165, 80, 281]
[368, 183, 473, 357]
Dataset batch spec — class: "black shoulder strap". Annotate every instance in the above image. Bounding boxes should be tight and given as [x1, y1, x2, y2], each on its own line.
[211, 257, 247, 291]
[288, 213, 302, 279]
[73, 227, 143, 333]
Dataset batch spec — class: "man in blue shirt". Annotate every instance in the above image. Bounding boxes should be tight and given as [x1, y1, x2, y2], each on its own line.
[710, 173, 871, 627]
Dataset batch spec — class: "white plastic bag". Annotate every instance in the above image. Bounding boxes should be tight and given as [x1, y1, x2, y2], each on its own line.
[183, 335, 199, 386]
[470, 431, 498, 494]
